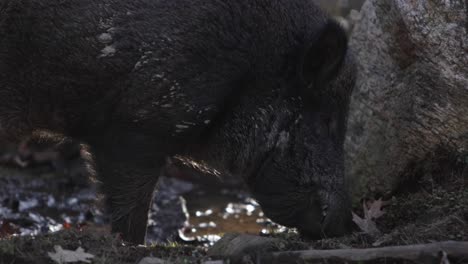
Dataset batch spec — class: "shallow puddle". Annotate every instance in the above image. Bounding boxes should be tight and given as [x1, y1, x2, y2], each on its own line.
[181, 186, 286, 246]
[0, 166, 286, 246]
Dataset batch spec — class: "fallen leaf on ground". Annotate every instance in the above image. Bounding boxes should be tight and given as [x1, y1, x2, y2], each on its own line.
[48, 245, 94, 264]
[352, 199, 386, 236]
[0, 221, 19, 238]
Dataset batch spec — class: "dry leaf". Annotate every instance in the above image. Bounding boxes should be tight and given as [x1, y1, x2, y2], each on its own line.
[352, 199, 386, 236]
[365, 199, 385, 220]
[48, 245, 94, 264]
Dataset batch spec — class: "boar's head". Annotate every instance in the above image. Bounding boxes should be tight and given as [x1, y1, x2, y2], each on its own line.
[194, 20, 356, 238]
[251, 21, 356, 238]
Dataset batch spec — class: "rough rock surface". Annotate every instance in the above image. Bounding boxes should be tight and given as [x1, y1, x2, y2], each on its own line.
[345, 0, 468, 198]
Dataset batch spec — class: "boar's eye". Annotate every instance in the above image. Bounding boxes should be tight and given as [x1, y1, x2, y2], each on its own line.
[300, 20, 348, 95]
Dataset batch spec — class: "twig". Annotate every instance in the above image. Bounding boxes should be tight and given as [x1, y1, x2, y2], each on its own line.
[261, 241, 468, 263]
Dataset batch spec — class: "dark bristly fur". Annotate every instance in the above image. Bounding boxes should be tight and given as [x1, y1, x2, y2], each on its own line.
[0, 0, 356, 243]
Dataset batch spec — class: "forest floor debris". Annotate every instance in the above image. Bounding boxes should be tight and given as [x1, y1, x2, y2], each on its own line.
[0, 158, 466, 263]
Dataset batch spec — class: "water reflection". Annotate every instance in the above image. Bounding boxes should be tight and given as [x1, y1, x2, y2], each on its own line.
[181, 186, 286, 246]
[0, 166, 287, 246]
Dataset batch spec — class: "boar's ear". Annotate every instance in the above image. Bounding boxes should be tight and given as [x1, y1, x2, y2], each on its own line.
[301, 20, 348, 90]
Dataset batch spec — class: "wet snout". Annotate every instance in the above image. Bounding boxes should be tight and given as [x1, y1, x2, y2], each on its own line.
[296, 194, 353, 239]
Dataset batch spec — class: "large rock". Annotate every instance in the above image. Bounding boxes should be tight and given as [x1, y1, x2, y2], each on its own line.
[345, 0, 468, 198]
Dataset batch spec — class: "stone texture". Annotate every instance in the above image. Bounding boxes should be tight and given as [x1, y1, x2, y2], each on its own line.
[345, 0, 468, 199]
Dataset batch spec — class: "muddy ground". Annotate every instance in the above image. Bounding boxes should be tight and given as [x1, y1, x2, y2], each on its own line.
[0, 156, 466, 264]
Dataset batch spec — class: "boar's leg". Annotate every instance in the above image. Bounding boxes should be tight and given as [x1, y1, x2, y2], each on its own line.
[92, 131, 165, 244]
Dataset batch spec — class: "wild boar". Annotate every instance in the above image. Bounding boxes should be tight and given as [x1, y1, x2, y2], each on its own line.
[0, 0, 356, 243]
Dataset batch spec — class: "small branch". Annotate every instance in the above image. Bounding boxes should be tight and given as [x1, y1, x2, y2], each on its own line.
[262, 241, 468, 263]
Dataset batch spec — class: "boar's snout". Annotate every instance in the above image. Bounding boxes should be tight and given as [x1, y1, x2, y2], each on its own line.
[255, 182, 353, 239]
[297, 193, 353, 239]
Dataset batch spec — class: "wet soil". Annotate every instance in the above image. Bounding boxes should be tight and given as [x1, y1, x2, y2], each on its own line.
[0, 159, 466, 264]
[0, 164, 285, 245]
